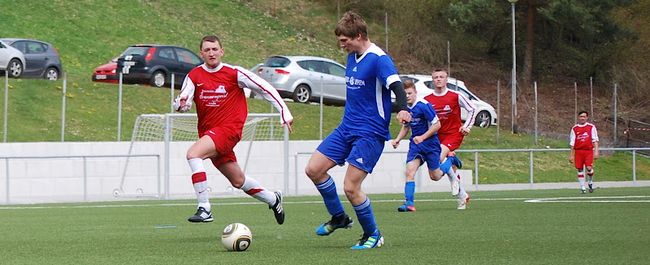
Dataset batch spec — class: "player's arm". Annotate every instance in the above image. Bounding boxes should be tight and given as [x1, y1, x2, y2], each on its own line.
[173, 76, 195, 112]
[392, 124, 410, 149]
[569, 129, 576, 163]
[414, 120, 441, 145]
[458, 93, 477, 135]
[592, 126, 600, 159]
[236, 67, 294, 132]
[389, 81, 411, 124]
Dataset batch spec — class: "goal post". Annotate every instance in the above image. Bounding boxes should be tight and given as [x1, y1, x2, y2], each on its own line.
[117, 113, 289, 199]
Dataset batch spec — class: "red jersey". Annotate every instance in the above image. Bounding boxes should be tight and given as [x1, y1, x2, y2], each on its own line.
[423, 89, 476, 135]
[178, 63, 292, 136]
[570, 122, 599, 150]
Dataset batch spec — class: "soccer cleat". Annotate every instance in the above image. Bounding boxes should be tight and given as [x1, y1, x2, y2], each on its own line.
[315, 214, 353, 236]
[581, 189, 587, 194]
[187, 207, 213, 223]
[350, 231, 384, 250]
[449, 154, 463, 169]
[457, 193, 470, 210]
[269, 191, 285, 225]
[588, 183, 594, 193]
[397, 203, 416, 212]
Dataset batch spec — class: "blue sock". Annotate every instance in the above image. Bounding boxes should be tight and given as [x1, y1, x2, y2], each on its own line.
[404, 181, 415, 205]
[315, 176, 345, 217]
[440, 158, 452, 173]
[353, 197, 378, 236]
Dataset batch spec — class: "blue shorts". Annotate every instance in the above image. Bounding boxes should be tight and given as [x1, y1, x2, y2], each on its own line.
[406, 141, 441, 171]
[317, 127, 385, 173]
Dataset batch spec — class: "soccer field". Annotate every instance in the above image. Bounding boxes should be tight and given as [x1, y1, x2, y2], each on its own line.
[1, 188, 649, 265]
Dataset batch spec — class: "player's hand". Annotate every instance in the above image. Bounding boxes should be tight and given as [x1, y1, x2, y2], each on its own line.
[396, 110, 411, 124]
[391, 139, 400, 149]
[284, 119, 294, 133]
[568, 156, 574, 163]
[594, 151, 599, 159]
[413, 136, 423, 144]
[459, 126, 471, 136]
[173, 96, 191, 112]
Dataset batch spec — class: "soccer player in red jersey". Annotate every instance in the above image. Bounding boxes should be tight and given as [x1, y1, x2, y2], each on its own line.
[174, 35, 293, 224]
[423, 69, 476, 209]
[569, 111, 600, 193]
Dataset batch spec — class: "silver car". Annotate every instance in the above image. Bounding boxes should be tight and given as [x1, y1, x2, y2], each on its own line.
[400, 74, 498, 128]
[0, 40, 25, 78]
[257, 55, 347, 105]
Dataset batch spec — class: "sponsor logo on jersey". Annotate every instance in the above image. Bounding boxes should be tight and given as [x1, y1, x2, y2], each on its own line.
[345, 76, 365, 87]
[200, 84, 228, 107]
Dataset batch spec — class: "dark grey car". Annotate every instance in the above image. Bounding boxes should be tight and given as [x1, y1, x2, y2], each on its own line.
[0, 38, 63, 80]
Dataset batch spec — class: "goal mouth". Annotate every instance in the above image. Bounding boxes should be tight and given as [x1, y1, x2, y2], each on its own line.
[117, 113, 288, 199]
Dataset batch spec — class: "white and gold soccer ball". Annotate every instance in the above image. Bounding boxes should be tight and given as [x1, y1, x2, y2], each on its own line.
[221, 223, 252, 251]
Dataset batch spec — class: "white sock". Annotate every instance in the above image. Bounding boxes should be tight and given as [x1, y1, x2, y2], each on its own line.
[240, 177, 276, 206]
[447, 167, 466, 197]
[578, 172, 586, 189]
[188, 158, 210, 212]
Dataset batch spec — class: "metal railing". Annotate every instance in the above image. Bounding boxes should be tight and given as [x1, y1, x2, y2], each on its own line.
[293, 147, 650, 193]
[1, 154, 160, 204]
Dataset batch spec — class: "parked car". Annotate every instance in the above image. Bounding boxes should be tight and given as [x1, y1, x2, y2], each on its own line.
[399, 74, 498, 127]
[257, 55, 346, 105]
[0, 38, 62, 80]
[115, 44, 202, 88]
[0, 39, 25, 78]
[91, 58, 118, 83]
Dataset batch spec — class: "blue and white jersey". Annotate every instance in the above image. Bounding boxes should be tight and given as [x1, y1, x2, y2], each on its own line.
[407, 99, 440, 151]
[339, 43, 401, 140]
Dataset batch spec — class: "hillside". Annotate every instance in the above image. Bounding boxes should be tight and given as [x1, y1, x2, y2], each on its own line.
[0, 0, 644, 147]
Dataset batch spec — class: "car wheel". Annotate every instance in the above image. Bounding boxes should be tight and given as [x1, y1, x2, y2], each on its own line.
[292, 84, 311, 103]
[475, 110, 492, 128]
[8, 59, 23, 78]
[150, 71, 166, 87]
[45, 67, 59, 81]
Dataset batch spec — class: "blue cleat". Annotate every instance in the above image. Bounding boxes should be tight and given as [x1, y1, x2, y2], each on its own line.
[350, 231, 384, 250]
[449, 154, 463, 169]
[397, 202, 416, 212]
[315, 214, 353, 236]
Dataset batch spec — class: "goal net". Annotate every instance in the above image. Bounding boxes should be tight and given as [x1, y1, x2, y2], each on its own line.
[115, 113, 288, 198]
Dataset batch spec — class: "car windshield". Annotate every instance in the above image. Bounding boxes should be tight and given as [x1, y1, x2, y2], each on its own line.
[264, 56, 290, 67]
[121, 46, 150, 56]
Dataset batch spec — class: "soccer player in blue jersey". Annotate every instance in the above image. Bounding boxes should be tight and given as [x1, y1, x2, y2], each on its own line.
[391, 80, 454, 212]
[304, 11, 411, 250]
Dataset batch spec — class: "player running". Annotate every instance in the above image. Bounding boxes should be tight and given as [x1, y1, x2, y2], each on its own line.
[569, 111, 599, 193]
[423, 68, 475, 210]
[391, 81, 457, 212]
[304, 11, 411, 250]
[174, 35, 293, 224]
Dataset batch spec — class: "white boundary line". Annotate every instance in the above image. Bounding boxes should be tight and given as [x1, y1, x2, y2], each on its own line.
[525, 195, 650, 203]
[1, 196, 649, 210]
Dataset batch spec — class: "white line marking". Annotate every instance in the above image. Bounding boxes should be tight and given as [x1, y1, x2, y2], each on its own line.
[525, 195, 650, 203]
[1, 195, 648, 210]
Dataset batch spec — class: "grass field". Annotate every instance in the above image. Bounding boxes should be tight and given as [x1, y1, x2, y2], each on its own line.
[1, 187, 649, 264]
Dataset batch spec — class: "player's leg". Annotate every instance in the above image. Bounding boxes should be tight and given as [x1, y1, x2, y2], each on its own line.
[307, 129, 352, 236]
[218, 161, 284, 224]
[585, 150, 595, 193]
[185, 135, 219, 223]
[575, 151, 587, 193]
[346, 137, 384, 250]
[438, 143, 460, 196]
[398, 159, 421, 212]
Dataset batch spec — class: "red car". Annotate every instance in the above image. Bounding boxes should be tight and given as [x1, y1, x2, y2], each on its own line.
[91, 58, 118, 83]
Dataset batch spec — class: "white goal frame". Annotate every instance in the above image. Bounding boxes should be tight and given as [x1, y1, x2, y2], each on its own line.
[117, 113, 289, 199]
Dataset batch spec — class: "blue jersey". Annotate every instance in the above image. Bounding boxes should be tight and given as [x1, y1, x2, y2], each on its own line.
[339, 43, 401, 140]
[407, 99, 440, 151]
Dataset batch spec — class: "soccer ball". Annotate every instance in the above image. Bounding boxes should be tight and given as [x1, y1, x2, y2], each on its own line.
[221, 223, 252, 251]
